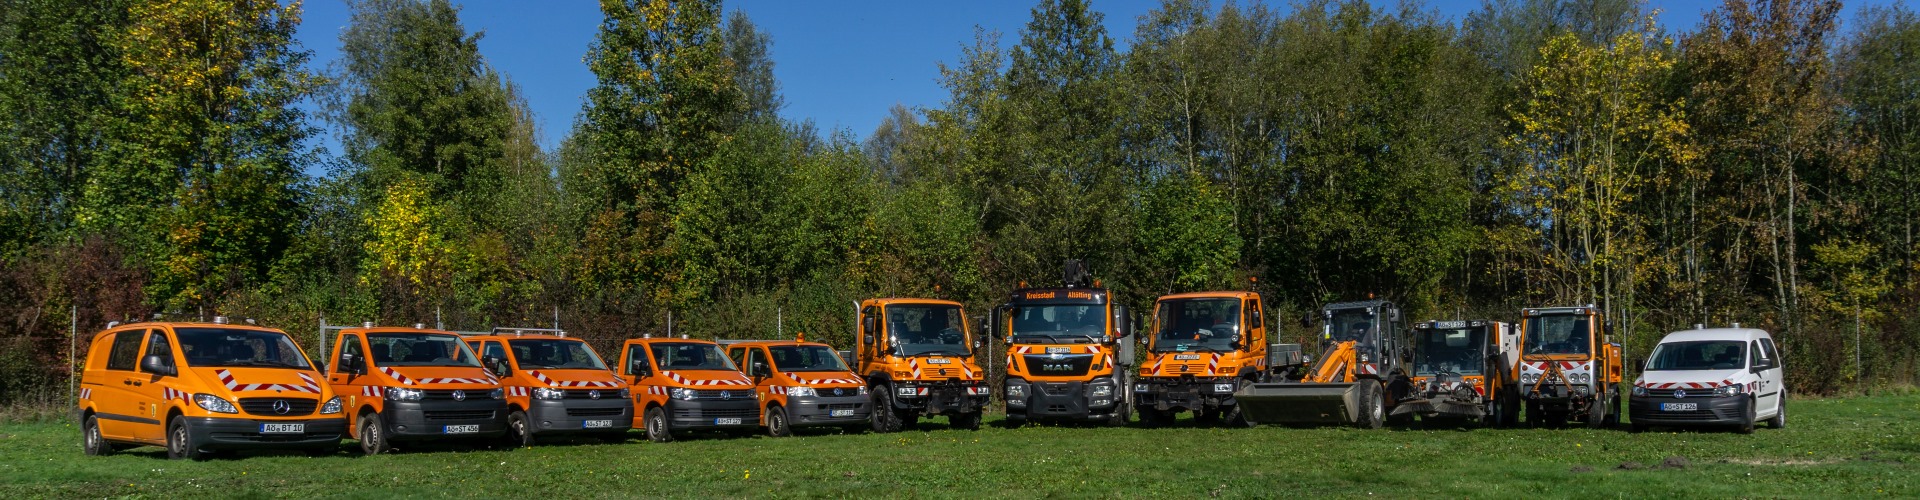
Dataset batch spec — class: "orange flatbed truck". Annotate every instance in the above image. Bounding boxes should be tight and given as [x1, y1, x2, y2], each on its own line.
[853, 298, 990, 432]
[617, 336, 760, 442]
[723, 336, 872, 436]
[993, 260, 1136, 426]
[460, 328, 632, 445]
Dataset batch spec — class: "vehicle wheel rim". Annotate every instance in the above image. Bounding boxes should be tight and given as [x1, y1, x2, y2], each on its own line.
[511, 416, 527, 444]
[649, 411, 664, 437]
[170, 423, 186, 457]
[772, 411, 786, 435]
[363, 419, 381, 453]
[86, 421, 101, 451]
[1371, 389, 1384, 423]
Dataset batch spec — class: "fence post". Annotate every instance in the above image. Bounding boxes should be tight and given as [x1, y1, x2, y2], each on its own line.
[318, 314, 329, 371]
[69, 305, 77, 404]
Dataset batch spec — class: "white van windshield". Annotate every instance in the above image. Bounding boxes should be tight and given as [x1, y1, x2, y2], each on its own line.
[1646, 340, 1747, 371]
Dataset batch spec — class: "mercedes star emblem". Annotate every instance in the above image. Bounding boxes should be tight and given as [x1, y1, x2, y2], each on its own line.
[272, 400, 290, 414]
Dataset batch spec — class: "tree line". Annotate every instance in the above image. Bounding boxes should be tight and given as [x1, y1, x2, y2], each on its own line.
[3, 0, 1917, 403]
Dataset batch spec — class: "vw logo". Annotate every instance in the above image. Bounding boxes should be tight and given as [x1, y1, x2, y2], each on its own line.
[452, 390, 467, 401]
[833, 388, 844, 397]
[589, 390, 601, 400]
[271, 400, 290, 415]
[1673, 390, 1687, 399]
[721, 391, 733, 400]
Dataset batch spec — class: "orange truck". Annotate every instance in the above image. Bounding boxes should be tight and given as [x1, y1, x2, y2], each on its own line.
[460, 327, 632, 446]
[325, 325, 507, 454]
[1134, 291, 1271, 427]
[77, 318, 346, 459]
[1517, 305, 1624, 428]
[1390, 319, 1522, 425]
[993, 260, 1136, 427]
[722, 336, 872, 436]
[616, 336, 760, 442]
[853, 298, 990, 432]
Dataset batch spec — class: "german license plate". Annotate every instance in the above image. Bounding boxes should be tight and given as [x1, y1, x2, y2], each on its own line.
[1660, 403, 1697, 412]
[260, 423, 304, 434]
[1046, 347, 1072, 354]
[830, 409, 854, 417]
[714, 418, 742, 425]
[583, 420, 613, 429]
[927, 358, 951, 364]
[443, 424, 479, 434]
[1174, 354, 1201, 360]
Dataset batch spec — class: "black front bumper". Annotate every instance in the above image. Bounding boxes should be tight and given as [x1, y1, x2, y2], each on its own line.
[184, 416, 348, 451]
[1629, 395, 1750, 427]
[1524, 384, 1599, 410]
[785, 394, 871, 427]
[1006, 378, 1120, 420]
[383, 399, 509, 439]
[527, 398, 633, 435]
[892, 382, 988, 416]
[1134, 377, 1236, 412]
[667, 399, 760, 429]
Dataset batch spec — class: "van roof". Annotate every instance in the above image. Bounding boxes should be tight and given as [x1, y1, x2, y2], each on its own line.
[1157, 291, 1255, 301]
[1659, 327, 1770, 343]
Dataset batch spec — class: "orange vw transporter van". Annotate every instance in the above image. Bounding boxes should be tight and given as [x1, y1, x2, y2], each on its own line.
[462, 327, 632, 445]
[723, 336, 871, 436]
[325, 325, 507, 454]
[618, 336, 760, 442]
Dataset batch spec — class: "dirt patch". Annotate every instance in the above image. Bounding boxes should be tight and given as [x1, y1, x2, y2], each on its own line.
[1654, 456, 1689, 470]
[1722, 457, 1843, 466]
[1616, 461, 1644, 470]
[1569, 465, 1595, 473]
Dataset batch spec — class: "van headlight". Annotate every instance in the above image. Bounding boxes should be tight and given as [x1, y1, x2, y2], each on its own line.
[1713, 384, 1745, 398]
[385, 387, 424, 401]
[533, 387, 568, 400]
[617, 388, 631, 398]
[193, 394, 238, 414]
[787, 386, 817, 397]
[1631, 385, 1647, 397]
[670, 388, 697, 400]
[490, 388, 505, 400]
[319, 396, 343, 414]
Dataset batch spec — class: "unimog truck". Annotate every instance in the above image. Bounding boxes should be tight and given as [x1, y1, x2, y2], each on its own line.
[1133, 291, 1273, 427]
[852, 298, 990, 432]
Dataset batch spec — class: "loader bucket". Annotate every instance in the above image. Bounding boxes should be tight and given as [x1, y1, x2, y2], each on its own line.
[1233, 382, 1362, 425]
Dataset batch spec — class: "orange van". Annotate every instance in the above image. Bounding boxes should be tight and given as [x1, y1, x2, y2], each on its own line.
[461, 328, 632, 445]
[722, 336, 871, 436]
[76, 318, 346, 459]
[616, 336, 759, 442]
[324, 325, 507, 454]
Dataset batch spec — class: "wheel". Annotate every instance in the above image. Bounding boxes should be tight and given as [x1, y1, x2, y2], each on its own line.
[166, 417, 204, 460]
[870, 388, 903, 433]
[1222, 379, 1256, 428]
[1106, 401, 1131, 427]
[82, 415, 113, 456]
[644, 406, 673, 443]
[358, 413, 390, 455]
[1354, 381, 1384, 430]
[1586, 397, 1608, 429]
[1736, 397, 1756, 434]
[1500, 391, 1521, 426]
[1603, 391, 1622, 427]
[1766, 394, 1786, 429]
[506, 410, 536, 447]
[767, 406, 793, 437]
[1486, 394, 1506, 427]
[952, 411, 982, 431]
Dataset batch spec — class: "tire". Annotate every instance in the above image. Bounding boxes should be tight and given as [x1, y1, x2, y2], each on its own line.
[82, 415, 113, 456]
[1107, 401, 1131, 428]
[1500, 391, 1521, 427]
[1586, 397, 1608, 430]
[506, 410, 535, 447]
[1766, 394, 1786, 429]
[1736, 397, 1756, 434]
[952, 411, 982, 431]
[1486, 393, 1506, 428]
[870, 388, 903, 433]
[358, 413, 390, 455]
[1222, 380, 1256, 428]
[1354, 381, 1384, 430]
[1603, 390, 1622, 427]
[644, 406, 673, 443]
[166, 417, 203, 460]
[767, 406, 793, 438]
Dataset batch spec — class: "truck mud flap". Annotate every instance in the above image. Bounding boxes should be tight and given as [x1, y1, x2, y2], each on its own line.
[1232, 382, 1360, 425]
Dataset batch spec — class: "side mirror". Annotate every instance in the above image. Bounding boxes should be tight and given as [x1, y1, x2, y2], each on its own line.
[140, 355, 175, 377]
[340, 353, 366, 375]
[752, 362, 769, 377]
[863, 334, 874, 345]
[484, 356, 510, 377]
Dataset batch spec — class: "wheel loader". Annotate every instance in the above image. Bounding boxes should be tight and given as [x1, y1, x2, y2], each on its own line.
[1389, 320, 1521, 426]
[1234, 300, 1410, 429]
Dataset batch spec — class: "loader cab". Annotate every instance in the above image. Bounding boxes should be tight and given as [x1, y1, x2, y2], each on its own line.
[1320, 300, 1404, 365]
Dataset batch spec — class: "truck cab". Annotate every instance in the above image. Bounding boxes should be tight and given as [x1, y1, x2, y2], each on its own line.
[1629, 326, 1785, 434]
[1517, 305, 1623, 428]
[77, 319, 347, 459]
[1392, 320, 1520, 425]
[724, 336, 872, 436]
[617, 336, 759, 442]
[325, 325, 508, 455]
[854, 298, 990, 432]
[461, 328, 632, 446]
[993, 261, 1134, 427]
[1134, 291, 1264, 427]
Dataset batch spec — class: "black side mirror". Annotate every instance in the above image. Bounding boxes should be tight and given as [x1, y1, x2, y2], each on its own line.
[485, 356, 510, 377]
[752, 362, 769, 377]
[341, 353, 366, 375]
[141, 355, 175, 377]
[863, 334, 874, 345]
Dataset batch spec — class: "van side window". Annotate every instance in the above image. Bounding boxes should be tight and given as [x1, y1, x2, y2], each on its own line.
[625, 345, 651, 375]
[336, 335, 362, 371]
[106, 330, 145, 371]
[483, 342, 508, 364]
[1759, 338, 1779, 365]
[140, 331, 174, 374]
[746, 349, 769, 377]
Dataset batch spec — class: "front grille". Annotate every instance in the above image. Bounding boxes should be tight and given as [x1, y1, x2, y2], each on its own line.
[423, 410, 495, 421]
[1040, 383, 1077, 396]
[565, 407, 626, 417]
[564, 390, 618, 400]
[816, 403, 862, 411]
[1023, 355, 1094, 377]
[239, 398, 318, 416]
[1645, 389, 1716, 398]
[682, 389, 753, 401]
[422, 390, 487, 401]
[672, 408, 757, 419]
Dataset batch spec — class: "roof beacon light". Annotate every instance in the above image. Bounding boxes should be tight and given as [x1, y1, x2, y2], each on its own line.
[795, 331, 807, 342]
[212, 316, 229, 325]
[363, 322, 375, 328]
[414, 323, 426, 329]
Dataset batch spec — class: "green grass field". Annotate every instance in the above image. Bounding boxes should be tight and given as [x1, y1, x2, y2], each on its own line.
[2, 394, 1915, 498]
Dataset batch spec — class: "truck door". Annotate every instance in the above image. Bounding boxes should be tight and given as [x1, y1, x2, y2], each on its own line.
[95, 329, 149, 441]
[857, 305, 879, 374]
[1752, 339, 1783, 416]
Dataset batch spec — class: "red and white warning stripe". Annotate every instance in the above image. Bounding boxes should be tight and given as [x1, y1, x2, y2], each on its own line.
[415, 376, 495, 385]
[791, 375, 864, 385]
[379, 367, 417, 386]
[907, 359, 923, 379]
[527, 370, 621, 388]
[663, 371, 750, 387]
[1358, 363, 1379, 376]
[506, 386, 530, 397]
[1206, 353, 1220, 375]
[162, 387, 191, 401]
[646, 386, 668, 395]
[360, 386, 382, 397]
[79, 388, 93, 400]
[214, 369, 322, 393]
[771, 386, 786, 396]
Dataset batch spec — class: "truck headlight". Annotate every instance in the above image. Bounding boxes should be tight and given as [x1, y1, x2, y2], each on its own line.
[1213, 383, 1235, 393]
[1713, 384, 1744, 398]
[319, 396, 343, 414]
[856, 386, 869, 396]
[1134, 383, 1149, 393]
[1520, 373, 1537, 385]
[1090, 384, 1113, 397]
[670, 388, 697, 400]
[385, 387, 424, 401]
[534, 387, 567, 400]
[1006, 384, 1027, 398]
[193, 394, 238, 414]
[1631, 385, 1647, 397]
[1358, 353, 1371, 363]
[787, 386, 817, 397]
[896, 386, 918, 397]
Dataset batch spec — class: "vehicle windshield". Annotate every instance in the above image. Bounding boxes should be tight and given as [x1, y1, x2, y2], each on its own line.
[176, 328, 313, 369]
[1413, 326, 1485, 376]
[1324, 309, 1380, 347]
[1524, 314, 1592, 355]
[367, 333, 482, 367]
[508, 339, 607, 370]
[1152, 298, 1240, 352]
[1009, 304, 1106, 344]
[651, 343, 737, 371]
[1645, 340, 1747, 371]
[885, 304, 972, 356]
[769, 345, 850, 372]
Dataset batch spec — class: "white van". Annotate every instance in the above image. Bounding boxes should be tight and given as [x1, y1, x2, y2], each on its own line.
[1627, 327, 1785, 433]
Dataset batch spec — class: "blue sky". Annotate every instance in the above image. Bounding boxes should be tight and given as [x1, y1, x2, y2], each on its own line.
[290, 0, 1892, 160]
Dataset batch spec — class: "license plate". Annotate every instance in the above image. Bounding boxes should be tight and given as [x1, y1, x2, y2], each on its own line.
[1046, 347, 1072, 354]
[260, 423, 304, 434]
[1660, 403, 1697, 412]
[830, 409, 854, 417]
[444, 424, 479, 434]
[583, 420, 613, 429]
[1174, 354, 1201, 360]
[926, 358, 951, 364]
[714, 418, 742, 425]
